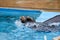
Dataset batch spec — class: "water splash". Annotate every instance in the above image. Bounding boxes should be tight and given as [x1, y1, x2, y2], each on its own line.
[15, 20, 23, 27]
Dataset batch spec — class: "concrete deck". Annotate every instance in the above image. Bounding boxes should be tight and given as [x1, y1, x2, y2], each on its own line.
[0, 0, 60, 11]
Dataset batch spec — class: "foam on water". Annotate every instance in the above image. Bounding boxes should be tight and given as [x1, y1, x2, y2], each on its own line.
[44, 35, 47, 40]
[15, 20, 23, 27]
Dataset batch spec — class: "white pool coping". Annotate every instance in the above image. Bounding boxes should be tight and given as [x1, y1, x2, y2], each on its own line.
[0, 7, 60, 12]
[0, 7, 39, 11]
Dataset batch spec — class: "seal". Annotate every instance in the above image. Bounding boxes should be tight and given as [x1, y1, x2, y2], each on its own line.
[20, 16, 60, 32]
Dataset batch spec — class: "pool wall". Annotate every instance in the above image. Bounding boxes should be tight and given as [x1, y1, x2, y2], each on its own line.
[0, 7, 41, 19]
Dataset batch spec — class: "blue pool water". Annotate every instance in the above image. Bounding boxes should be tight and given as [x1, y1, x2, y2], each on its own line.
[0, 8, 60, 40]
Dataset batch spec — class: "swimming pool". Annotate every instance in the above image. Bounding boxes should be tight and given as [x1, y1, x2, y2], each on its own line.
[0, 8, 60, 40]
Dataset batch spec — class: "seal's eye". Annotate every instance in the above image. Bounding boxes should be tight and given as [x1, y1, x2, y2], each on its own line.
[26, 16, 35, 22]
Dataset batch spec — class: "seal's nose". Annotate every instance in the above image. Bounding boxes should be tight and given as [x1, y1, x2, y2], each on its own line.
[20, 16, 26, 23]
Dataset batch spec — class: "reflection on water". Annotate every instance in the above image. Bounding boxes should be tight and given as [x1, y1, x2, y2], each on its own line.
[0, 17, 60, 40]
